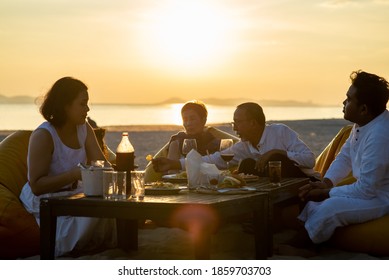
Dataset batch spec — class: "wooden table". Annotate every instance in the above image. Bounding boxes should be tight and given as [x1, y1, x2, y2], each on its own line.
[40, 190, 268, 260]
[248, 177, 310, 256]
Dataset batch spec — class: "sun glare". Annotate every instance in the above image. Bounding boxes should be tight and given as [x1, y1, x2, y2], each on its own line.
[137, 0, 237, 74]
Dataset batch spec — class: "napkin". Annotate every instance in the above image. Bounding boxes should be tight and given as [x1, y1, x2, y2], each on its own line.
[199, 162, 221, 185]
[185, 149, 203, 189]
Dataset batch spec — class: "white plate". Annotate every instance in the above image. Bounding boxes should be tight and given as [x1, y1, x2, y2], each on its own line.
[161, 174, 187, 183]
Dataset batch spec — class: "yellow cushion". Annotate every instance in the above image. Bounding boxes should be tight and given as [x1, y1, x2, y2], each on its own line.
[0, 131, 40, 259]
[330, 215, 389, 256]
[314, 125, 356, 186]
[0, 130, 31, 197]
[144, 127, 239, 183]
[0, 185, 40, 259]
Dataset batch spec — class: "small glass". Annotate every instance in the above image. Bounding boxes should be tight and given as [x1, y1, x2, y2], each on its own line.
[103, 170, 127, 200]
[268, 161, 282, 187]
[131, 171, 145, 201]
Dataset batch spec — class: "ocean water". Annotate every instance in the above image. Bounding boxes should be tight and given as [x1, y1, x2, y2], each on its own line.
[0, 103, 343, 130]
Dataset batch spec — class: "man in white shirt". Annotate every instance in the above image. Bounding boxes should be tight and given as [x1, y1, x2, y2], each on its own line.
[152, 102, 317, 178]
[298, 70, 389, 246]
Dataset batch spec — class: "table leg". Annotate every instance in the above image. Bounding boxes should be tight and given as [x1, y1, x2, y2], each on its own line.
[116, 219, 138, 251]
[253, 201, 269, 259]
[40, 199, 57, 260]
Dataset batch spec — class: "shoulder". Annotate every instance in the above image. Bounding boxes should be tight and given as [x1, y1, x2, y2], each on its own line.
[266, 123, 295, 133]
[170, 131, 186, 142]
[29, 127, 54, 151]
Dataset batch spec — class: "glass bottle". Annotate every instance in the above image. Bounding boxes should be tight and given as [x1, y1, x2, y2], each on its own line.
[116, 132, 135, 194]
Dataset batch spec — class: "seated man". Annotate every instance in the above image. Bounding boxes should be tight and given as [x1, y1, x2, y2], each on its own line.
[296, 70, 389, 249]
[153, 102, 318, 179]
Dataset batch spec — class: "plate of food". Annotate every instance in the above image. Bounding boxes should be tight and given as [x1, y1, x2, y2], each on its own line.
[145, 181, 185, 195]
[161, 171, 187, 183]
[240, 174, 259, 183]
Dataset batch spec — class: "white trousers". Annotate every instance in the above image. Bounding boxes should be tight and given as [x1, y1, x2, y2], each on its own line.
[298, 196, 389, 244]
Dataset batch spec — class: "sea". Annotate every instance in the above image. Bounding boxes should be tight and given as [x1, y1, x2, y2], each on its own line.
[0, 103, 343, 131]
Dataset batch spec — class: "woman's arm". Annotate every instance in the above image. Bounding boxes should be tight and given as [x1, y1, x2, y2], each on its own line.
[166, 140, 181, 173]
[28, 129, 80, 195]
[85, 122, 109, 165]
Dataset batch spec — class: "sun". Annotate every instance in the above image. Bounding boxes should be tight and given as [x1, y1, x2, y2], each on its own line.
[137, 0, 237, 74]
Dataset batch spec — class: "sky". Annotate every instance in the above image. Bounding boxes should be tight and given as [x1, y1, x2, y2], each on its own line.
[1, 0, 389, 106]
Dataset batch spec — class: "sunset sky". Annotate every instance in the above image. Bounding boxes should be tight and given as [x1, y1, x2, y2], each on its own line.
[1, 0, 389, 106]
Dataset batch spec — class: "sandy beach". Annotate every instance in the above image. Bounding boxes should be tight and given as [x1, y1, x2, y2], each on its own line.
[4, 118, 387, 260]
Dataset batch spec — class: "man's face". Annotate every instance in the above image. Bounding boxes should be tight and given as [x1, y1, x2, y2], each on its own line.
[343, 85, 362, 123]
[232, 108, 254, 141]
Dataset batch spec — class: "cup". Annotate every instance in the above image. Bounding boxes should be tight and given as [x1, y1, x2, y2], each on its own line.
[103, 170, 115, 199]
[81, 166, 113, 196]
[268, 161, 281, 186]
[131, 171, 145, 201]
[103, 170, 127, 200]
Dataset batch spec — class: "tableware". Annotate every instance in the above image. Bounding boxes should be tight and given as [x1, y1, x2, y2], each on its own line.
[196, 186, 256, 195]
[81, 166, 113, 196]
[220, 139, 234, 171]
[182, 139, 197, 157]
[162, 173, 188, 183]
[241, 174, 260, 183]
[268, 161, 281, 186]
[102, 170, 127, 200]
[131, 170, 145, 201]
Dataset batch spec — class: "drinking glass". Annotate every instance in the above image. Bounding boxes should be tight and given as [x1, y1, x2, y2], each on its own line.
[182, 139, 197, 157]
[220, 139, 234, 171]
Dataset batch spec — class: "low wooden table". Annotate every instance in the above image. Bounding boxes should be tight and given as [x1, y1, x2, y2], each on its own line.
[40, 191, 268, 260]
[248, 177, 310, 256]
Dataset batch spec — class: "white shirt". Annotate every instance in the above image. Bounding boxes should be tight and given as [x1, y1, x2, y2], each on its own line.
[180, 123, 316, 174]
[328, 110, 389, 201]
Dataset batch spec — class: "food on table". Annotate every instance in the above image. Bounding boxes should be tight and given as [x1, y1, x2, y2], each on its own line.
[146, 154, 153, 161]
[146, 181, 177, 189]
[218, 174, 246, 188]
[175, 171, 187, 179]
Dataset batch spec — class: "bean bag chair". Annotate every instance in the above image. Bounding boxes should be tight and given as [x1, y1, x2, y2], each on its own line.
[314, 125, 389, 256]
[0, 128, 114, 259]
[144, 126, 240, 183]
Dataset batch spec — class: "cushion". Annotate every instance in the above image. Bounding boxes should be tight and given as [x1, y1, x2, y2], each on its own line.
[0, 130, 31, 197]
[0, 185, 40, 259]
[330, 215, 389, 256]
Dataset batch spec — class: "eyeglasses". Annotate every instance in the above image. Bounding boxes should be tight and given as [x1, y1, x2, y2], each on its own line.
[231, 119, 251, 126]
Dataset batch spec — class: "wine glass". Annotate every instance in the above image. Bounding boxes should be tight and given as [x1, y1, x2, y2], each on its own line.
[182, 139, 197, 157]
[220, 139, 234, 171]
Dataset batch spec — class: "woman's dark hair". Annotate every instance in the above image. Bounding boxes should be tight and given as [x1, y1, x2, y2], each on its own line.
[181, 100, 208, 120]
[237, 102, 266, 125]
[350, 70, 389, 117]
[40, 77, 88, 127]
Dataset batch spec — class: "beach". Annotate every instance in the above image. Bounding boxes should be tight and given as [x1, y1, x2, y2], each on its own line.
[4, 118, 386, 260]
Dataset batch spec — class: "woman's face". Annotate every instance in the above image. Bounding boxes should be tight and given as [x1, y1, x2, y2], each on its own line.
[182, 109, 206, 135]
[65, 90, 90, 125]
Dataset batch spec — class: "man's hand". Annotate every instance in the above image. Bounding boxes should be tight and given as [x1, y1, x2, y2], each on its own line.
[299, 179, 332, 202]
[152, 157, 181, 173]
[255, 150, 286, 173]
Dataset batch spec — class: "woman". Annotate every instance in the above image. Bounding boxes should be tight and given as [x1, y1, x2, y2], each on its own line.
[167, 100, 220, 162]
[19, 77, 116, 257]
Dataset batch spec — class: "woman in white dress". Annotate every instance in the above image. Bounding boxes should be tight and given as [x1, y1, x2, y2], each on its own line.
[20, 77, 116, 257]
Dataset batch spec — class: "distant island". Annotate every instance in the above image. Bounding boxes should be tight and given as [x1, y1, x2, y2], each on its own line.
[0, 94, 36, 104]
[0, 94, 334, 107]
